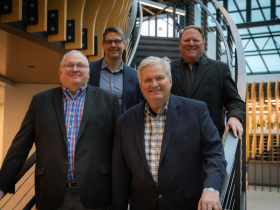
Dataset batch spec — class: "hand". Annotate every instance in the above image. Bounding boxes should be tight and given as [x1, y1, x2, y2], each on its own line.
[198, 191, 222, 210]
[225, 116, 243, 140]
[0, 190, 5, 201]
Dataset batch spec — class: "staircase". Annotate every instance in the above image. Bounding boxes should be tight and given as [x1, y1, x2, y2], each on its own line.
[135, 36, 181, 66]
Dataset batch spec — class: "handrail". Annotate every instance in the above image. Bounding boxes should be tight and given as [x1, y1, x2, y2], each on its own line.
[127, 0, 143, 66]
[211, 0, 246, 101]
[124, 0, 138, 41]
[220, 132, 239, 203]
[0, 151, 36, 209]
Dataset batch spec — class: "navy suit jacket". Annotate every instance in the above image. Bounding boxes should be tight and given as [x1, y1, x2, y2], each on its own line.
[88, 58, 144, 112]
[112, 94, 226, 210]
[171, 57, 245, 137]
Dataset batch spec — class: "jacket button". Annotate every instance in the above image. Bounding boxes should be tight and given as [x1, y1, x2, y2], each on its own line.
[65, 161, 68, 165]
[159, 195, 162, 199]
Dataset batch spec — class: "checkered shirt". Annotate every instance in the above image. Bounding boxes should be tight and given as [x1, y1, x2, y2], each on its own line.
[62, 85, 87, 181]
[144, 101, 168, 184]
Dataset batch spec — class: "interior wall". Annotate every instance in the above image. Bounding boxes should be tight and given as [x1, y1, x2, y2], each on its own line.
[0, 86, 4, 164]
[1, 83, 58, 164]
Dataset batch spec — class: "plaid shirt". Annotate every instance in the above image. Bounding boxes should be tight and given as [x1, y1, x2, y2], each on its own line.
[62, 86, 87, 181]
[144, 101, 168, 184]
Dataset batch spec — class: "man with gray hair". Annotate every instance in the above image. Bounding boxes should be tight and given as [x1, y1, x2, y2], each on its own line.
[112, 56, 226, 210]
[88, 26, 144, 113]
[0, 50, 121, 209]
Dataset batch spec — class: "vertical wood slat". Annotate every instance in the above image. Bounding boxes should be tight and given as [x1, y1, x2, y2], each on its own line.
[64, 0, 86, 49]
[26, 0, 47, 33]
[251, 81, 257, 158]
[88, 0, 117, 61]
[259, 81, 264, 154]
[0, 0, 22, 23]
[106, 0, 125, 28]
[267, 80, 272, 151]
[116, 0, 130, 30]
[246, 82, 250, 159]
[47, 0, 67, 42]
[275, 80, 279, 145]
[80, 0, 103, 56]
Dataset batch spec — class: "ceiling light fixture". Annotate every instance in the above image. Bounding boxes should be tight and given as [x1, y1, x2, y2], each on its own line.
[138, 0, 186, 16]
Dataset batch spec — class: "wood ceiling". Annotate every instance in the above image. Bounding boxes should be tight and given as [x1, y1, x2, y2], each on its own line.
[0, 23, 67, 84]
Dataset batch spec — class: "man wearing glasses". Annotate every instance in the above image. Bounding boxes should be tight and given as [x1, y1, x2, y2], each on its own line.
[88, 27, 144, 113]
[0, 50, 121, 210]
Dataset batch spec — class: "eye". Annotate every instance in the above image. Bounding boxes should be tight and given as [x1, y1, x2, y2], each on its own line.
[157, 77, 164, 80]
[145, 79, 151, 83]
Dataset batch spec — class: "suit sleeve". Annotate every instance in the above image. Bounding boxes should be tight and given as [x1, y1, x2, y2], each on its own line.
[0, 97, 35, 193]
[199, 102, 227, 192]
[112, 120, 132, 210]
[222, 64, 245, 123]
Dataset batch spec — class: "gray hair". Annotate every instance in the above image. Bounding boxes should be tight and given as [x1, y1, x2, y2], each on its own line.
[59, 50, 89, 71]
[137, 56, 171, 83]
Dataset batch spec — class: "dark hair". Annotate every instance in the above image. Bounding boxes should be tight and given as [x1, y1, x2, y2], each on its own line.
[103, 27, 124, 41]
[179, 25, 205, 42]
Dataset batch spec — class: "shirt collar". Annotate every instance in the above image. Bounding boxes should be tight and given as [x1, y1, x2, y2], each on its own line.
[144, 99, 169, 116]
[101, 58, 124, 73]
[62, 85, 87, 100]
[181, 56, 201, 66]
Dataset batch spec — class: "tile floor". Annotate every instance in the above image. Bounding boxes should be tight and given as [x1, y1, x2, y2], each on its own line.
[247, 186, 280, 210]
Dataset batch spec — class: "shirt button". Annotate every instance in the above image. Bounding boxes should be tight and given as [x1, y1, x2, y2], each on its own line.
[111, 84, 113, 86]
[156, 134, 158, 136]
[65, 161, 68, 165]
[156, 161, 159, 164]
[159, 195, 162, 199]
[68, 169, 70, 171]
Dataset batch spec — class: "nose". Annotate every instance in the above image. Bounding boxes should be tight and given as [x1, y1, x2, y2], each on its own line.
[72, 65, 79, 71]
[188, 40, 194, 45]
[111, 41, 116, 47]
[151, 80, 158, 87]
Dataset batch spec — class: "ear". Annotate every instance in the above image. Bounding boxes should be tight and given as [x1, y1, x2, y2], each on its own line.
[58, 68, 62, 76]
[123, 41, 127, 47]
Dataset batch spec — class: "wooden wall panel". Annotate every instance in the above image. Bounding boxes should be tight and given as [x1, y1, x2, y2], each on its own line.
[47, 0, 67, 42]
[246, 82, 250, 159]
[27, 0, 47, 33]
[80, 0, 103, 56]
[275, 80, 279, 146]
[65, 0, 86, 49]
[106, 0, 125, 28]
[251, 82, 257, 158]
[88, 0, 117, 61]
[267, 81, 272, 151]
[0, 0, 22, 23]
[259, 81, 264, 154]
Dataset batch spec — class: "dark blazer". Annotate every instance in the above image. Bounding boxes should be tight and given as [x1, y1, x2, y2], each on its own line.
[112, 94, 226, 210]
[171, 57, 245, 137]
[0, 85, 121, 210]
[88, 58, 144, 112]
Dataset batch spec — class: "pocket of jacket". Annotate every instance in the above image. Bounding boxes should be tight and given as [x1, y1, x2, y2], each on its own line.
[35, 167, 45, 176]
[99, 165, 112, 174]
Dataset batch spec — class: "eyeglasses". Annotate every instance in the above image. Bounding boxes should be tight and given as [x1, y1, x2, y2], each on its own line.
[63, 63, 88, 70]
[103, 39, 124, 46]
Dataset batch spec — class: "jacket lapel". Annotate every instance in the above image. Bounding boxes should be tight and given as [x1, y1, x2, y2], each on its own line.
[172, 59, 189, 97]
[132, 103, 152, 175]
[159, 94, 180, 163]
[191, 57, 209, 97]
[52, 87, 68, 145]
[122, 64, 135, 111]
[77, 85, 97, 140]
